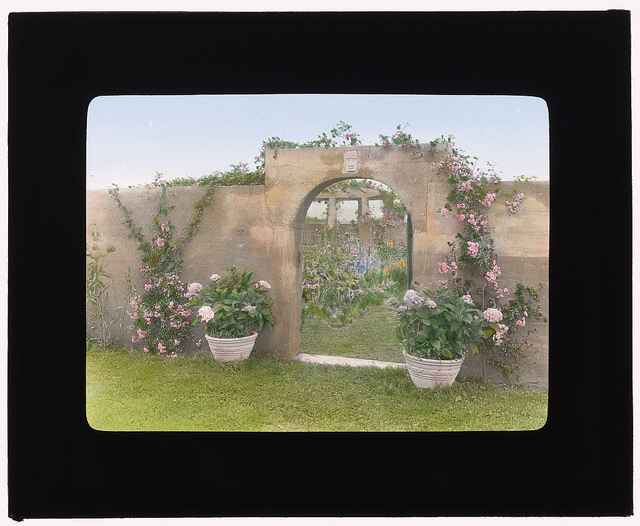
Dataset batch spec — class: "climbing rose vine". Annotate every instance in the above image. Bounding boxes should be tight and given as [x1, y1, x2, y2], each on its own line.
[425, 135, 546, 379]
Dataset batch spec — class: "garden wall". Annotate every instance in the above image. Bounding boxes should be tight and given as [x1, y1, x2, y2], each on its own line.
[86, 145, 549, 387]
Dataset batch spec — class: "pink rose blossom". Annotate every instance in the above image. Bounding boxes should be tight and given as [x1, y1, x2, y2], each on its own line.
[467, 242, 479, 258]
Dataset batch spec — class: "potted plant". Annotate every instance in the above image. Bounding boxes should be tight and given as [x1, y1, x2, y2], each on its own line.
[394, 287, 487, 388]
[187, 266, 275, 362]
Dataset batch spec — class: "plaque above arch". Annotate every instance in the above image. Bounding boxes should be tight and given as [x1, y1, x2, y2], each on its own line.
[342, 150, 358, 174]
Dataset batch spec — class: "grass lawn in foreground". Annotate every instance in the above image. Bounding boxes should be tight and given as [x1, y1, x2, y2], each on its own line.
[86, 346, 548, 432]
[301, 305, 403, 362]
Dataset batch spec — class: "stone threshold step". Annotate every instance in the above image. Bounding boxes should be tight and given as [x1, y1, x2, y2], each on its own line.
[297, 352, 406, 370]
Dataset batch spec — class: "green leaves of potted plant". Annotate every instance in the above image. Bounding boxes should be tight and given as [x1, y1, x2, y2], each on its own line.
[188, 267, 275, 362]
[393, 287, 485, 388]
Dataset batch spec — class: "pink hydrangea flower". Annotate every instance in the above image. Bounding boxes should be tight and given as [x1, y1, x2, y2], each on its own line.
[185, 282, 203, 297]
[144, 283, 152, 291]
[403, 290, 422, 305]
[143, 347, 150, 354]
[426, 299, 437, 309]
[256, 280, 271, 289]
[483, 308, 503, 323]
[210, 274, 221, 281]
[462, 294, 473, 304]
[155, 237, 165, 248]
[198, 305, 215, 322]
[242, 305, 256, 312]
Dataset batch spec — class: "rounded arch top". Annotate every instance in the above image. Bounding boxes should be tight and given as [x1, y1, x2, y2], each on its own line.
[263, 145, 445, 232]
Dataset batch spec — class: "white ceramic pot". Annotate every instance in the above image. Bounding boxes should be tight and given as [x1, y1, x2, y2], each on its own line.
[204, 333, 258, 363]
[403, 351, 465, 388]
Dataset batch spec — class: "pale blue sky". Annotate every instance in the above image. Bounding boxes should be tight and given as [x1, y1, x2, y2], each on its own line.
[86, 94, 549, 189]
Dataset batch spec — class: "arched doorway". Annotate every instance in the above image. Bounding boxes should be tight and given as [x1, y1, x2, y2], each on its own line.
[298, 177, 412, 363]
[258, 144, 446, 361]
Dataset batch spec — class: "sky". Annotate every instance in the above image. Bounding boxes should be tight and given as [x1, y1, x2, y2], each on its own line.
[86, 94, 549, 190]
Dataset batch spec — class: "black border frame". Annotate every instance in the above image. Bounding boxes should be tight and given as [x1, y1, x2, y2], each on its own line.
[8, 11, 632, 518]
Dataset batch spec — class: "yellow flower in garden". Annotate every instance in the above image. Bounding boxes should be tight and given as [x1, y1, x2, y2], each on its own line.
[326, 244, 331, 248]
[388, 241, 395, 247]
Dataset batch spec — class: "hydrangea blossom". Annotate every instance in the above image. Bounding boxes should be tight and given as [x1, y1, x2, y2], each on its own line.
[403, 289, 423, 305]
[185, 282, 203, 297]
[385, 296, 399, 307]
[242, 305, 256, 312]
[425, 299, 437, 309]
[210, 274, 221, 281]
[198, 305, 215, 322]
[257, 280, 271, 289]
[483, 308, 503, 323]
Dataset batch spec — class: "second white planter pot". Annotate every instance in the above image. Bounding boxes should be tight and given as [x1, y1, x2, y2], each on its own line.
[204, 333, 258, 363]
[403, 351, 465, 388]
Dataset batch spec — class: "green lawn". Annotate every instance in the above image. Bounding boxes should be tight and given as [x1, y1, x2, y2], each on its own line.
[301, 305, 403, 362]
[86, 346, 548, 432]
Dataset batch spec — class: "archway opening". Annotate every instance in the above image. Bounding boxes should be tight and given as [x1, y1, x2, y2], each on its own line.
[299, 178, 411, 364]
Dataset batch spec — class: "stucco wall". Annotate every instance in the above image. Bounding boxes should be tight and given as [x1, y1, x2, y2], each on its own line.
[86, 145, 549, 387]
